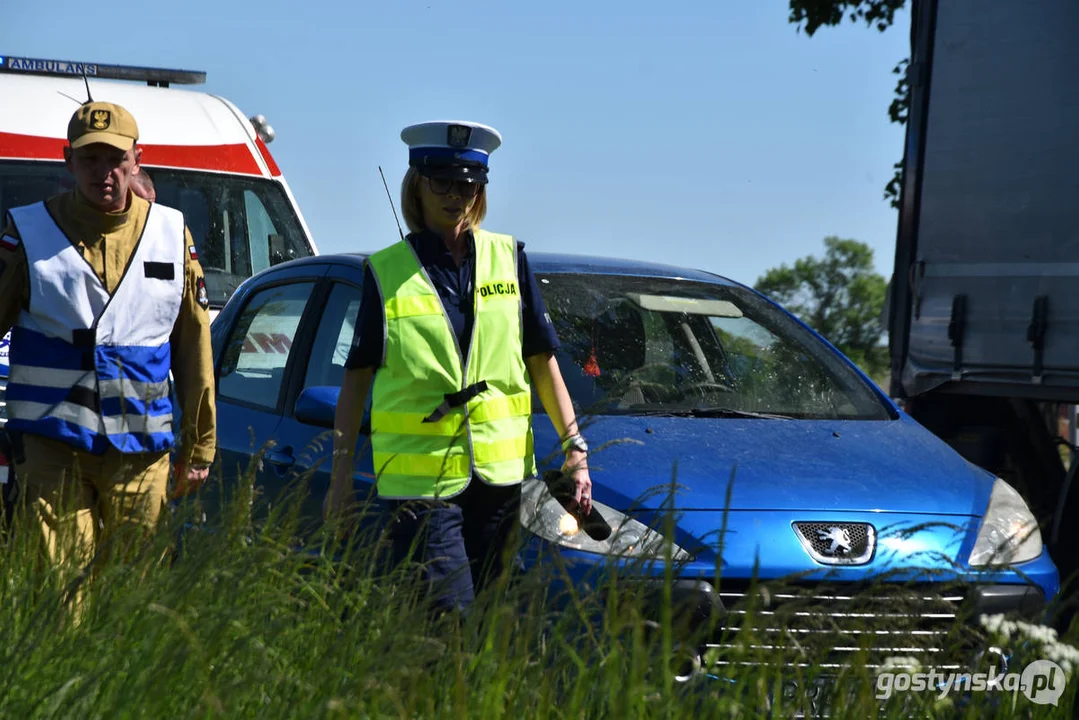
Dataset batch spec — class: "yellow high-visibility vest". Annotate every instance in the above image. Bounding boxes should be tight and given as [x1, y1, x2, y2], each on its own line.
[366, 230, 536, 499]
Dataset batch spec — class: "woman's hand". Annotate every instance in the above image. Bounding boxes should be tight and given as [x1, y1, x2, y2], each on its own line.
[562, 448, 592, 516]
[323, 367, 374, 528]
[528, 351, 594, 515]
[323, 472, 354, 522]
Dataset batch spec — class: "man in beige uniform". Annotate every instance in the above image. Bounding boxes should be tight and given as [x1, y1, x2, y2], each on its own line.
[0, 101, 216, 578]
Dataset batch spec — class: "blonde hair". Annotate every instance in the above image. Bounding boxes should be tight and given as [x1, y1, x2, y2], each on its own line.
[400, 167, 488, 234]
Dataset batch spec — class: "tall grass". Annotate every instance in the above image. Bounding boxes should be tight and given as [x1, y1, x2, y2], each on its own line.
[0, 454, 1075, 719]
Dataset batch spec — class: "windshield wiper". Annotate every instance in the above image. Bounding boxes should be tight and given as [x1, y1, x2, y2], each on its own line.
[632, 407, 795, 420]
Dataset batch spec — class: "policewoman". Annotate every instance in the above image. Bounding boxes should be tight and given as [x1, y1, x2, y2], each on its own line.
[326, 120, 592, 613]
[0, 101, 217, 583]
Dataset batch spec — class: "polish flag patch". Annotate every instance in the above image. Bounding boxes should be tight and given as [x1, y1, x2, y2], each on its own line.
[0, 235, 19, 251]
[188, 245, 199, 261]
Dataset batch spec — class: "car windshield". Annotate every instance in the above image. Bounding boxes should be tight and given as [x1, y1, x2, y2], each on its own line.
[0, 161, 314, 307]
[536, 272, 893, 421]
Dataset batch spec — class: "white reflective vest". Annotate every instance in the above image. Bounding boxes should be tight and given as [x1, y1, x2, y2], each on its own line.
[5, 200, 185, 454]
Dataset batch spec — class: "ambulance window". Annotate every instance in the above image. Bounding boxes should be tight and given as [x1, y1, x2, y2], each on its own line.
[301, 282, 363, 392]
[173, 188, 215, 268]
[217, 282, 315, 411]
[237, 183, 310, 271]
[0, 163, 72, 224]
[244, 190, 276, 276]
[0, 162, 314, 308]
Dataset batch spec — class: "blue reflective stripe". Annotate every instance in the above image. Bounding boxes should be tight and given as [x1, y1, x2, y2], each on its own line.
[100, 395, 172, 418]
[96, 343, 171, 382]
[107, 431, 174, 454]
[409, 147, 489, 166]
[6, 417, 107, 453]
[4, 383, 79, 406]
[10, 327, 87, 369]
[9, 331, 176, 454]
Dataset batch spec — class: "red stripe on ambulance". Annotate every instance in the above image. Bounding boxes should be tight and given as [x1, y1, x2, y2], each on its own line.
[0, 131, 265, 176]
[255, 137, 281, 177]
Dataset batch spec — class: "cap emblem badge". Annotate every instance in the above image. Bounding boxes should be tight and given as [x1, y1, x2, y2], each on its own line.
[90, 109, 111, 130]
[447, 124, 472, 148]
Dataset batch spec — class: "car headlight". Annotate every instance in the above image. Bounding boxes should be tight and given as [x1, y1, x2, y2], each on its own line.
[969, 478, 1043, 566]
[519, 477, 691, 562]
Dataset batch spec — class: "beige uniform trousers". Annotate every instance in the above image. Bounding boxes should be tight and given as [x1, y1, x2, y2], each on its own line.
[14, 434, 170, 573]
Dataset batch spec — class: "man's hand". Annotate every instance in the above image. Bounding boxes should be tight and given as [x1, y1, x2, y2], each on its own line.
[171, 460, 210, 499]
[562, 449, 593, 516]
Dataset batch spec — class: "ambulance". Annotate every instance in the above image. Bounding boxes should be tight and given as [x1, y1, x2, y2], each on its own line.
[0, 53, 320, 488]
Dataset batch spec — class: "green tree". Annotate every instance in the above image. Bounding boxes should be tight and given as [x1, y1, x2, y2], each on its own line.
[754, 236, 889, 383]
[789, 0, 910, 208]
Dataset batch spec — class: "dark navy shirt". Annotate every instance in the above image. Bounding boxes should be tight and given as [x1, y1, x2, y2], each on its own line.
[345, 229, 560, 369]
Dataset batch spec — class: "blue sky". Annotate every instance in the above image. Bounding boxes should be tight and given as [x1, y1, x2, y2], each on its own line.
[4, 0, 911, 286]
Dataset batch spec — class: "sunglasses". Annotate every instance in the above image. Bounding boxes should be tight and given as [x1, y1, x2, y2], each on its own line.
[426, 177, 482, 198]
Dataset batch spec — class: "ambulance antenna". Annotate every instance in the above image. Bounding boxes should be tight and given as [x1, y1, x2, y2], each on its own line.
[81, 69, 94, 104]
[379, 166, 405, 242]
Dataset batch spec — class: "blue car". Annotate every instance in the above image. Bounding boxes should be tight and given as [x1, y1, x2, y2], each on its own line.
[208, 251, 1059, 681]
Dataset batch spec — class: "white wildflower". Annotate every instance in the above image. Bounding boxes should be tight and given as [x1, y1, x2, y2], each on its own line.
[980, 615, 1079, 678]
[979, 613, 1005, 635]
[1017, 621, 1057, 646]
[1042, 640, 1079, 676]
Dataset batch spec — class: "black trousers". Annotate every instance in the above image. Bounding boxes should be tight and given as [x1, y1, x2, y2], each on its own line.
[387, 478, 522, 615]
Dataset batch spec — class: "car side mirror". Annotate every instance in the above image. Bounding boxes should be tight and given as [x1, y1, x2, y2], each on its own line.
[294, 385, 371, 435]
[294, 386, 340, 429]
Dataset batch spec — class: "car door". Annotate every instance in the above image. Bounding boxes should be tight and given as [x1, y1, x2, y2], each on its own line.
[213, 277, 321, 515]
[272, 274, 381, 534]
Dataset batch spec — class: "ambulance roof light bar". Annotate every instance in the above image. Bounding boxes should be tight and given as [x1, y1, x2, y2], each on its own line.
[0, 54, 206, 87]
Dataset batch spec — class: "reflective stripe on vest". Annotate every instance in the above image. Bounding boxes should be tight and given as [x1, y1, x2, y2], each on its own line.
[5, 200, 185, 454]
[367, 230, 536, 499]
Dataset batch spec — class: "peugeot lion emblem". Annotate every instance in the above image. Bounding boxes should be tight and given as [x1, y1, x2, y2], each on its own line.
[793, 521, 876, 565]
[817, 526, 853, 555]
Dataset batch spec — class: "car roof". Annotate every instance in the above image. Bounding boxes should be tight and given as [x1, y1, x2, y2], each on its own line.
[274, 250, 740, 286]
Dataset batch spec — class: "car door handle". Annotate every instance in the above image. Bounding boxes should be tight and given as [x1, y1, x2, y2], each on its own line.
[266, 447, 295, 470]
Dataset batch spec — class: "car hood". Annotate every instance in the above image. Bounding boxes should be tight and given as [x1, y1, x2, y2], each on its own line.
[535, 414, 993, 516]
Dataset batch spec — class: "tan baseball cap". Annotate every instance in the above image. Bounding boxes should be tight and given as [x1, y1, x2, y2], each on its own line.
[67, 102, 139, 150]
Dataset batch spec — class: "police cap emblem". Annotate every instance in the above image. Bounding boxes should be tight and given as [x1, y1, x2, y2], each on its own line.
[90, 109, 111, 130]
[447, 124, 472, 149]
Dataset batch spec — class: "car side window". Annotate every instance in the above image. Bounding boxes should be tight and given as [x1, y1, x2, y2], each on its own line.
[301, 282, 363, 391]
[217, 282, 315, 410]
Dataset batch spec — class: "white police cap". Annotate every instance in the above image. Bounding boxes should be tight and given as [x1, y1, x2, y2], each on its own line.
[401, 120, 503, 183]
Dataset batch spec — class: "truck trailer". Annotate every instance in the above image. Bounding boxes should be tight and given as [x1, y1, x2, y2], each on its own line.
[889, 0, 1079, 605]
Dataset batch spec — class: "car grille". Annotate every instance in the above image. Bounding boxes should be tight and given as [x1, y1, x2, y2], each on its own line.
[706, 580, 983, 673]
